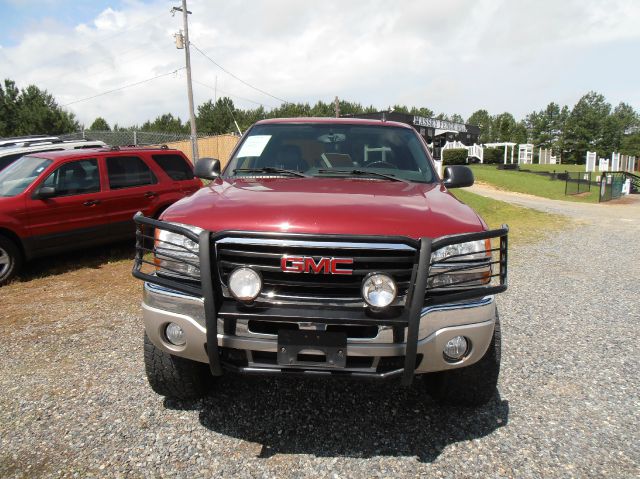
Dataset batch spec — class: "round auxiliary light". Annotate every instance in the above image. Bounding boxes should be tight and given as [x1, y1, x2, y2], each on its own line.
[443, 336, 468, 361]
[165, 322, 186, 346]
[228, 267, 262, 302]
[361, 273, 397, 308]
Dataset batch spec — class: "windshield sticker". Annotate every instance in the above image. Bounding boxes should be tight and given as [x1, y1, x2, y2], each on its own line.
[237, 135, 271, 158]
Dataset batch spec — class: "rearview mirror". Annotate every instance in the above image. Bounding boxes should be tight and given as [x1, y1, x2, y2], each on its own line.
[442, 165, 474, 188]
[194, 157, 221, 180]
[34, 186, 57, 199]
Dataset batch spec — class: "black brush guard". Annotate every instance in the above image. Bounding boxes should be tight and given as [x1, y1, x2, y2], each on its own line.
[132, 212, 508, 385]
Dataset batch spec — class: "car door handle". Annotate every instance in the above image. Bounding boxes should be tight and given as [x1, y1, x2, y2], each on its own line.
[144, 191, 158, 198]
[83, 199, 100, 207]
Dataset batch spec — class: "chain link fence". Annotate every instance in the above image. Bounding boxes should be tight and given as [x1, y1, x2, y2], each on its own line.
[598, 172, 626, 202]
[564, 171, 592, 195]
[61, 130, 192, 147]
[60, 131, 240, 167]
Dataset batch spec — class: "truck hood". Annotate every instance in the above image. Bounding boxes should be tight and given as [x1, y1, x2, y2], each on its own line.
[161, 177, 485, 239]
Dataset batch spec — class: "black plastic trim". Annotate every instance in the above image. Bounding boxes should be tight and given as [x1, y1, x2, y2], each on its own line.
[199, 230, 222, 376]
[402, 237, 431, 385]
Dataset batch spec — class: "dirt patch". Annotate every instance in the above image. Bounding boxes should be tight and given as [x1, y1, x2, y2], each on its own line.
[0, 242, 139, 330]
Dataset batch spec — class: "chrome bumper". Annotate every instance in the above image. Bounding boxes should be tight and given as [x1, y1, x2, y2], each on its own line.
[142, 282, 497, 375]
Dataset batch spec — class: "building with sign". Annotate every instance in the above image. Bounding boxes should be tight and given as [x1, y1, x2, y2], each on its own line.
[344, 111, 481, 159]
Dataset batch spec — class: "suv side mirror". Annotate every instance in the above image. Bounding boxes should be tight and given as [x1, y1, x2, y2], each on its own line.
[195, 158, 221, 180]
[33, 186, 57, 199]
[443, 165, 474, 188]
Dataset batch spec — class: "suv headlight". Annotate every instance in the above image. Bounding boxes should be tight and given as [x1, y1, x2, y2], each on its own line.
[429, 239, 491, 289]
[154, 223, 203, 280]
[430, 239, 490, 262]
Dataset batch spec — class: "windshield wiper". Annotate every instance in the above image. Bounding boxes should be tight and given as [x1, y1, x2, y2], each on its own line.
[233, 167, 307, 178]
[317, 169, 408, 183]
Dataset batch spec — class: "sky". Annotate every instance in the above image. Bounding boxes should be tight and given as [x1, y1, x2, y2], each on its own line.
[1, 0, 639, 128]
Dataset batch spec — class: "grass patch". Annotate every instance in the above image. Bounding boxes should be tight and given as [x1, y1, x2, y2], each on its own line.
[469, 165, 599, 203]
[520, 164, 587, 173]
[453, 189, 566, 244]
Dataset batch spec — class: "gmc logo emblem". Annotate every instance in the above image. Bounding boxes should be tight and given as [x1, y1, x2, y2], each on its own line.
[281, 256, 354, 275]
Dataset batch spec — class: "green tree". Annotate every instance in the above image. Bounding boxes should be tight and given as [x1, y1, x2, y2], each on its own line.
[512, 120, 529, 144]
[409, 106, 434, 118]
[467, 110, 493, 143]
[310, 100, 334, 117]
[564, 91, 611, 163]
[237, 105, 267, 131]
[526, 102, 570, 159]
[141, 113, 188, 133]
[197, 97, 238, 135]
[391, 104, 411, 114]
[491, 112, 516, 142]
[89, 117, 110, 131]
[602, 102, 638, 153]
[268, 102, 313, 119]
[621, 130, 640, 157]
[0, 79, 20, 136]
[0, 79, 79, 136]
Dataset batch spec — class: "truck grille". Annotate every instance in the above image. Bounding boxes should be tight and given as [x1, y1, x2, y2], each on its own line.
[215, 237, 418, 305]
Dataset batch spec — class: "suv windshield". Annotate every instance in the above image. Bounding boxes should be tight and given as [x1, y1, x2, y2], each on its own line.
[0, 156, 52, 197]
[225, 124, 436, 183]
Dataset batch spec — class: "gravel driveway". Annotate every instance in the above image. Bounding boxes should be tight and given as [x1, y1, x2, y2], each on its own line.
[1, 192, 638, 478]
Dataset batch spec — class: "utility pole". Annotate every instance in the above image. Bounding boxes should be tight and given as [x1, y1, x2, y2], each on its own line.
[172, 1, 198, 161]
[334, 96, 340, 118]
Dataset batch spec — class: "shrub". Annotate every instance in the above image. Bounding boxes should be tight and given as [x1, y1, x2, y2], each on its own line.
[442, 148, 468, 165]
[483, 148, 504, 164]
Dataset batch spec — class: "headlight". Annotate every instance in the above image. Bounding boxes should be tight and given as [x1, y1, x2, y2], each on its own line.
[430, 239, 490, 262]
[154, 223, 203, 280]
[362, 273, 397, 308]
[228, 267, 262, 302]
[429, 239, 491, 289]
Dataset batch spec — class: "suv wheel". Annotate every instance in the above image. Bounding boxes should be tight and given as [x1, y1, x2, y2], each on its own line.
[0, 235, 22, 286]
[426, 313, 501, 407]
[144, 333, 211, 400]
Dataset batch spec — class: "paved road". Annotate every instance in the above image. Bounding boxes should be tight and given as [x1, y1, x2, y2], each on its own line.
[0, 191, 638, 477]
[469, 183, 640, 223]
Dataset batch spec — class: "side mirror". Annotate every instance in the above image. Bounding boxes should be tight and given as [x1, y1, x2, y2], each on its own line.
[194, 157, 221, 180]
[33, 186, 57, 199]
[442, 165, 474, 188]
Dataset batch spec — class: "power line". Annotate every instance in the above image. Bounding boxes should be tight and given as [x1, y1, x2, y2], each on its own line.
[192, 79, 277, 109]
[62, 68, 185, 107]
[190, 42, 290, 105]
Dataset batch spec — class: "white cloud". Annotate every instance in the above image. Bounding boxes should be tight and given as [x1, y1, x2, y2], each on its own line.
[0, 0, 638, 128]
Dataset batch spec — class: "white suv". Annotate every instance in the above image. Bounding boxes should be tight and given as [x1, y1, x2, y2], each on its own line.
[0, 139, 107, 171]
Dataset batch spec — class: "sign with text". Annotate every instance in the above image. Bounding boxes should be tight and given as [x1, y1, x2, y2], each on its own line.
[413, 116, 468, 133]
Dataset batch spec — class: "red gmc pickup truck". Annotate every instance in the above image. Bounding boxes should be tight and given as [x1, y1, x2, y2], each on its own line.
[134, 118, 508, 406]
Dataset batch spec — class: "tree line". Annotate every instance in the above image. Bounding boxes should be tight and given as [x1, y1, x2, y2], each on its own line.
[1, 78, 638, 163]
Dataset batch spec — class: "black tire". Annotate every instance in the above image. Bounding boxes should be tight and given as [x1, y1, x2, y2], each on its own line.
[0, 234, 22, 287]
[144, 333, 211, 400]
[426, 313, 501, 407]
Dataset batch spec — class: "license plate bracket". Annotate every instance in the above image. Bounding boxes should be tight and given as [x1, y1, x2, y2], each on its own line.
[277, 329, 347, 368]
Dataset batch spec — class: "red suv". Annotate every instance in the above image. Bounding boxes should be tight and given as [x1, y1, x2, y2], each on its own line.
[0, 146, 201, 285]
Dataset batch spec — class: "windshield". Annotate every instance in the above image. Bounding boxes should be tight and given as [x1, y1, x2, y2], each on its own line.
[0, 156, 52, 197]
[225, 124, 436, 183]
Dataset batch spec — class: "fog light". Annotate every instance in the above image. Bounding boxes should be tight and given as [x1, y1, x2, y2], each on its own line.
[228, 267, 262, 302]
[165, 322, 186, 346]
[443, 336, 468, 361]
[362, 273, 397, 308]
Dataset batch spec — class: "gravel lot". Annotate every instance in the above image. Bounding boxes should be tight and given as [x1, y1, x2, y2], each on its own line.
[1, 193, 639, 478]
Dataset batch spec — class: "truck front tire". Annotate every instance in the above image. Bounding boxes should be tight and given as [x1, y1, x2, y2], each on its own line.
[426, 313, 501, 407]
[0, 235, 22, 287]
[143, 333, 211, 400]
